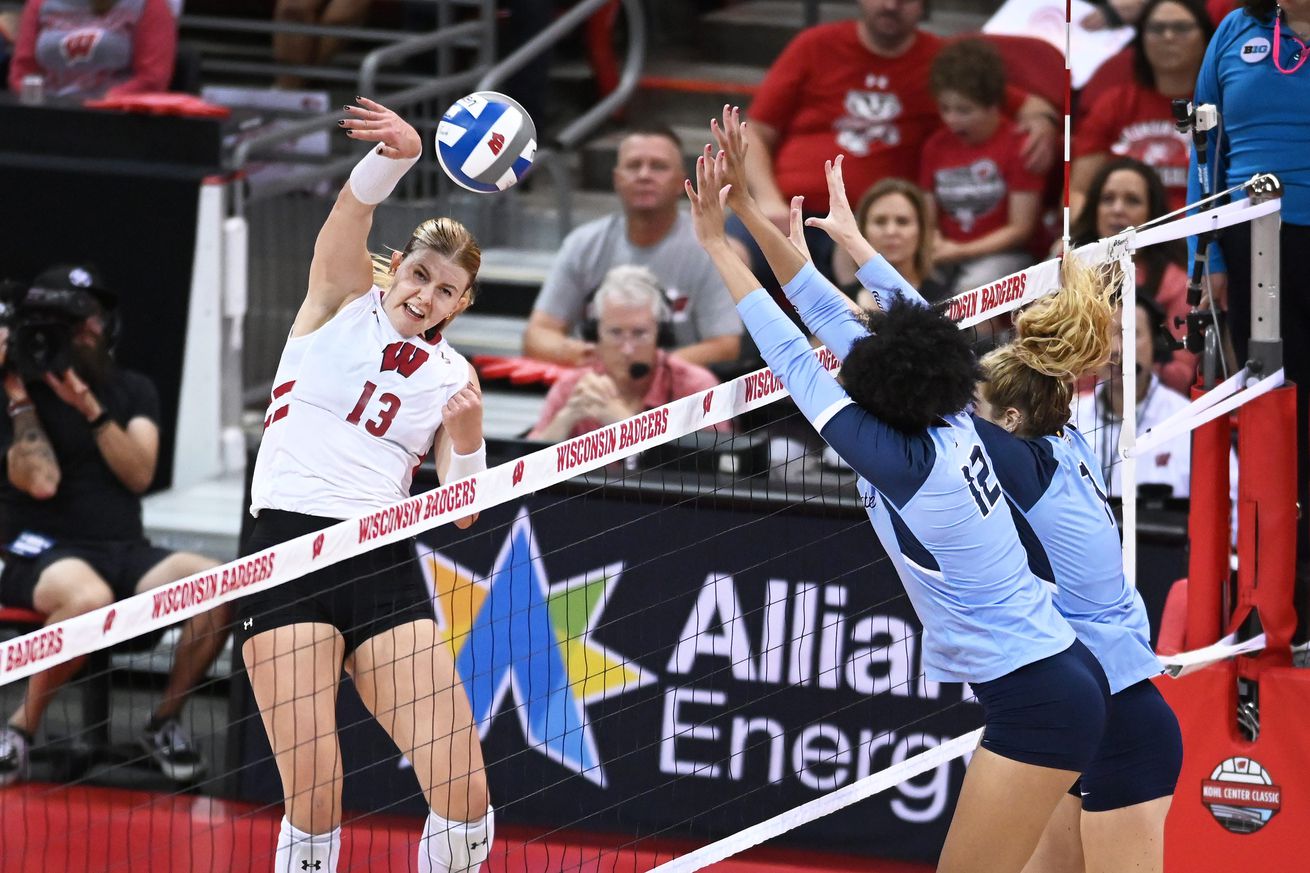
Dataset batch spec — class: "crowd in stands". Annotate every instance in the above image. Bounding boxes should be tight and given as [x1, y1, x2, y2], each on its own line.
[0, 3, 1291, 495]
[518, 0, 1259, 503]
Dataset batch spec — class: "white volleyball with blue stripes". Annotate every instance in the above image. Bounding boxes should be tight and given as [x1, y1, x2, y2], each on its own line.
[436, 91, 537, 193]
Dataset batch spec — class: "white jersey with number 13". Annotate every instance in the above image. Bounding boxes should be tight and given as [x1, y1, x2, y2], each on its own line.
[251, 287, 470, 519]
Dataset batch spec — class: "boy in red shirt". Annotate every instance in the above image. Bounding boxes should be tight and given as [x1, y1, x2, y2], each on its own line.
[920, 40, 1044, 295]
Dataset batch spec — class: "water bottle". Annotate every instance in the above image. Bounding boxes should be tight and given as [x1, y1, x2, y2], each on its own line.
[20, 75, 45, 106]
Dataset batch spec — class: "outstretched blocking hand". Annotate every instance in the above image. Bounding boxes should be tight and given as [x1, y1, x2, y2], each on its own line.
[804, 157, 860, 246]
[806, 155, 877, 269]
[788, 195, 813, 263]
[341, 97, 421, 160]
[710, 105, 751, 209]
[685, 151, 734, 249]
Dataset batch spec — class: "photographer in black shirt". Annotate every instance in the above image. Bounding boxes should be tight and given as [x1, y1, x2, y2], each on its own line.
[0, 265, 228, 786]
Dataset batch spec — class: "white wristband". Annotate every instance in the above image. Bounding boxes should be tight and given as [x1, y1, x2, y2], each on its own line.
[446, 440, 487, 482]
[348, 145, 420, 205]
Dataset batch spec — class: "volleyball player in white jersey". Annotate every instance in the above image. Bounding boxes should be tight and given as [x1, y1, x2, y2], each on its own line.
[238, 98, 492, 873]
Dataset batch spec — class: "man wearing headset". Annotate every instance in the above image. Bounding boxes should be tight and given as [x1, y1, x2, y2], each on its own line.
[523, 124, 743, 369]
[0, 265, 229, 787]
[529, 266, 729, 441]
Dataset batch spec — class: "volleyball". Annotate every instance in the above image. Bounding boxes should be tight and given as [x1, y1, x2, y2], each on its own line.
[435, 91, 537, 193]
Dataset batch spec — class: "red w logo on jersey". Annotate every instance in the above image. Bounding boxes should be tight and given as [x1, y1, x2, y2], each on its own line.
[512, 460, 525, 486]
[312, 533, 325, 559]
[62, 29, 102, 63]
[487, 132, 506, 156]
[380, 341, 430, 377]
[702, 390, 713, 417]
[103, 609, 116, 634]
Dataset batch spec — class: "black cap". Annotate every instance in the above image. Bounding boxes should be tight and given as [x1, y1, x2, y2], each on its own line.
[31, 264, 116, 308]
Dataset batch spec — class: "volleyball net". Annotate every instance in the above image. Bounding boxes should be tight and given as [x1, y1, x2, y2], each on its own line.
[0, 185, 1284, 872]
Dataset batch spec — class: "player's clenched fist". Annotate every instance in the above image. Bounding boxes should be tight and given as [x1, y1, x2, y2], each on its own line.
[442, 383, 483, 453]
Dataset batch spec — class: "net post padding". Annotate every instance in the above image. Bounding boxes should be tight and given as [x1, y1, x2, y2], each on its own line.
[1187, 384, 1232, 649]
[1232, 385, 1299, 661]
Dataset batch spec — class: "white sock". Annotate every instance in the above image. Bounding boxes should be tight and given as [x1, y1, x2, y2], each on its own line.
[418, 806, 494, 873]
[274, 817, 340, 873]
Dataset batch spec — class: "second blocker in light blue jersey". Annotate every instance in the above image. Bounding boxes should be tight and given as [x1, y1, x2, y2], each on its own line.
[973, 418, 1162, 694]
[737, 275, 1074, 684]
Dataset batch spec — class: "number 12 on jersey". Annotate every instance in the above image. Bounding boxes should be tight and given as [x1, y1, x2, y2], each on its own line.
[962, 445, 1002, 515]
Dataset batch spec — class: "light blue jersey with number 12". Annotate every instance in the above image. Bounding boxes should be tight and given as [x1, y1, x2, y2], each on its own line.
[738, 261, 1074, 684]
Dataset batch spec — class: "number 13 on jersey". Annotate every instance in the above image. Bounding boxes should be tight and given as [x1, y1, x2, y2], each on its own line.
[346, 381, 401, 436]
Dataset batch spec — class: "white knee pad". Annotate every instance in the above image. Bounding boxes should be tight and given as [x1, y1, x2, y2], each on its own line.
[419, 805, 494, 873]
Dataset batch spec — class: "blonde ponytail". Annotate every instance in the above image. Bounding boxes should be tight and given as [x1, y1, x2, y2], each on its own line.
[980, 257, 1116, 437]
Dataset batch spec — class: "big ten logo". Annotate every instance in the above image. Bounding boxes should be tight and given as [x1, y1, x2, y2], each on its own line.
[657, 574, 973, 822]
[1240, 37, 1271, 63]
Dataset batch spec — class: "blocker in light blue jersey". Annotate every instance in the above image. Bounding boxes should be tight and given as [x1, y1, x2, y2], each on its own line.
[970, 421, 1181, 809]
[972, 418, 1162, 694]
[833, 253, 1158, 692]
[741, 265, 1075, 685]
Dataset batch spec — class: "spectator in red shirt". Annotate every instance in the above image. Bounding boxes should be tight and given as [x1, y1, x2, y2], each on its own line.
[1072, 0, 1215, 217]
[8, 0, 176, 99]
[731, 0, 1059, 280]
[921, 40, 1043, 295]
[528, 266, 727, 442]
[1070, 157, 1200, 392]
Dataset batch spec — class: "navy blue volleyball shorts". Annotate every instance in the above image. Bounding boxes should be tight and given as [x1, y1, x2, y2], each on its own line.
[1069, 678, 1183, 811]
[971, 639, 1111, 772]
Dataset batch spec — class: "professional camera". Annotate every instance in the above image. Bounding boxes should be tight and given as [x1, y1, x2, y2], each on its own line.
[0, 265, 115, 380]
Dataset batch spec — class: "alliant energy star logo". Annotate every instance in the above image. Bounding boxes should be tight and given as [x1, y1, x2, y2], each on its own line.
[1202, 756, 1282, 834]
[417, 508, 653, 786]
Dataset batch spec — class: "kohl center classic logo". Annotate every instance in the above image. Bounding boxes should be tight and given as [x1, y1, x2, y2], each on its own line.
[416, 508, 654, 787]
[1201, 756, 1282, 834]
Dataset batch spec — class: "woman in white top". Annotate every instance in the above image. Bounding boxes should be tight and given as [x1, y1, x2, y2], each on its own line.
[238, 97, 492, 873]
